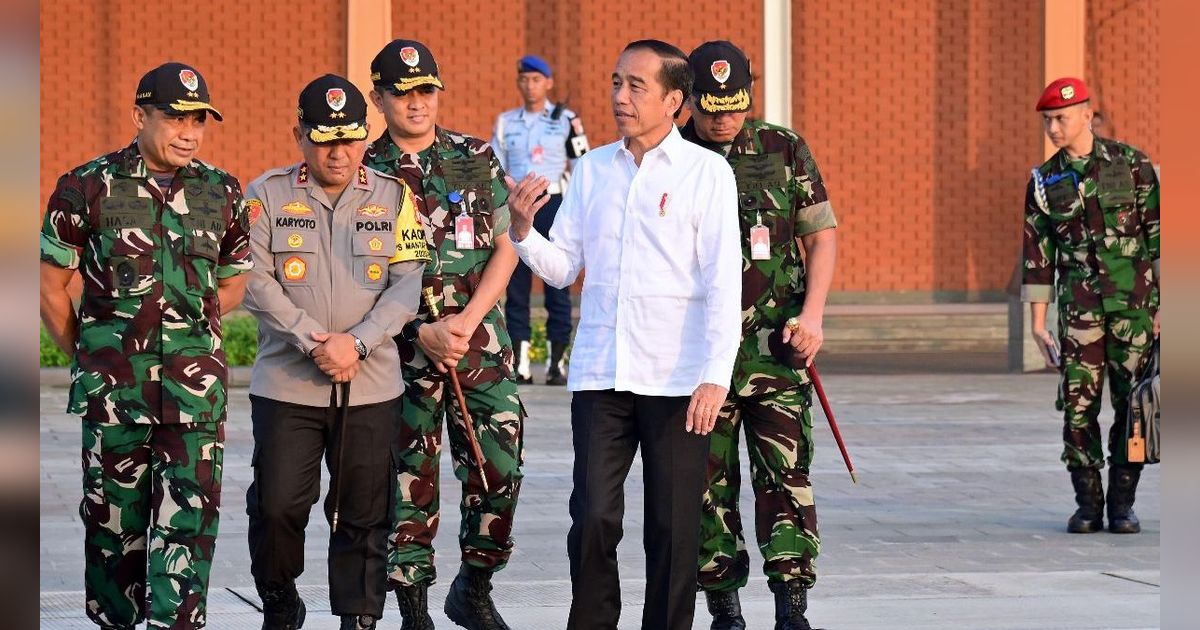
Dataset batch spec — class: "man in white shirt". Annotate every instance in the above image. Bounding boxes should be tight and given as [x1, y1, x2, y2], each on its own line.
[505, 39, 742, 630]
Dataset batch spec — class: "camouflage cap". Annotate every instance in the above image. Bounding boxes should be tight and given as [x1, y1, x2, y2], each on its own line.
[371, 39, 445, 93]
[688, 40, 752, 114]
[297, 74, 368, 144]
[135, 62, 223, 121]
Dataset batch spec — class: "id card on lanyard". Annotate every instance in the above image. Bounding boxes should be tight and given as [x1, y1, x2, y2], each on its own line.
[750, 211, 770, 260]
[449, 191, 475, 250]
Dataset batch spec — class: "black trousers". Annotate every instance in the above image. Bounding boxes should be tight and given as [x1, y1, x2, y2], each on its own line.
[246, 390, 399, 617]
[505, 193, 573, 344]
[566, 390, 711, 630]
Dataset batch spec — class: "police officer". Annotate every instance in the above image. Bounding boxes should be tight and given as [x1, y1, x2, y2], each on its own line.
[40, 62, 250, 629]
[241, 74, 428, 630]
[363, 39, 524, 630]
[680, 41, 838, 630]
[1023, 78, 1159, 535]
[490, 54, 589, 385]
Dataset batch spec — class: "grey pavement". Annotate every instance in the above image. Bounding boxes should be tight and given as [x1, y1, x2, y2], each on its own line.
[40, 370, 1159, 629]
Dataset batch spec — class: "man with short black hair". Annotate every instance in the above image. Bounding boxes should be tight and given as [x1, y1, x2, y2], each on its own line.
[506, 39, 741, 630]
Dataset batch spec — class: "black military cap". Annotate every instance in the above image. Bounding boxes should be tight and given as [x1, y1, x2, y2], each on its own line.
[688, 41, 752, 114]
[371, 39, 445, 93]
[134, 62, 223, 121]
[297, 74, 369, 144]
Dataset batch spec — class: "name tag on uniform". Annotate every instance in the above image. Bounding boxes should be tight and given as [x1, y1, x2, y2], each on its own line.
[732, 153, 787, 189]
[455, 213, 475, 250]
[750, 224, 770, 260]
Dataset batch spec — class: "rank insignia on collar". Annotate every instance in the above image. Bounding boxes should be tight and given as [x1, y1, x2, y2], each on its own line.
[296, 163, 310, 184]
[358, 166, 369, 186]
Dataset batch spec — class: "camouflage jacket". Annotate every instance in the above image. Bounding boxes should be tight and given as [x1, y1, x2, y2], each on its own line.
[681, 118, 838, 398]
[40, 141, 252, 424]
[1022, 136, 1160, 314]
[364, 128, 515, 372]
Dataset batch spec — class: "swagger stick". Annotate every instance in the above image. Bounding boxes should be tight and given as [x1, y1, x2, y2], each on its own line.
[331, 380, 351, 532]
[422, 287, 490, 492]
[807, 363, 858, 484]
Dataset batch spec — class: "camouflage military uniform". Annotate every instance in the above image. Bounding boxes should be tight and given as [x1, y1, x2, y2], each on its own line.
[364, 128, 525, 587]
[682, 118, 837, 591]
[40, 141, 251, 628]
[1022, 137, 1160, 469]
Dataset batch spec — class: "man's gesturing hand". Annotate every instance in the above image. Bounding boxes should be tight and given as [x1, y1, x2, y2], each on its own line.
[503, 173, 552, 241]
[686, 383, 728, 435]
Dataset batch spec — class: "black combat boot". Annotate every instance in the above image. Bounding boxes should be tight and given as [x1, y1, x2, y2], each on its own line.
[546, 342, 568, 386]
[339, 614, 377, 629]
[705, 588, 747, 630]
[258, 581, 306, 630]
[770, 580, 813, 630]
[1067, 467, 1105, 533]
[444, 564, 510, 630]
[395, 583, 435, 630]
[1107, 464, 1143, 534]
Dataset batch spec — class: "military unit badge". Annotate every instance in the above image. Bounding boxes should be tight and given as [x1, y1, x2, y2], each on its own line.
[246, 198, 264, 226]
[1061, 85, 1076, 100]
[179, 68, 199, 92]
[400, 46, 420, 67]
[711, 60, 731, 85]
[326, 88, 346, 112]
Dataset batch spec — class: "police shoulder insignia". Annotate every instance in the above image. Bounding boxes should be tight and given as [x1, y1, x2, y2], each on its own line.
[389, 184, 431, 264]
[246, 198, 264, 226]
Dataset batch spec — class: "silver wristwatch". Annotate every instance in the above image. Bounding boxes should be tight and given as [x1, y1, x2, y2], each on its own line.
[354, 337, 368, 360]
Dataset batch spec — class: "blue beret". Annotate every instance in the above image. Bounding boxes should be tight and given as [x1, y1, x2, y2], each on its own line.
[518, 55, 552, 77]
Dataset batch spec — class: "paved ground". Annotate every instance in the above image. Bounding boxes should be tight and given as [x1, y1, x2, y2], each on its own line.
[40, 369, 1159, 629]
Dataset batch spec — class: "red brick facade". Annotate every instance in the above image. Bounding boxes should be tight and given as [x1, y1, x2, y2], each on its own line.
[40, 1, 1157, 298]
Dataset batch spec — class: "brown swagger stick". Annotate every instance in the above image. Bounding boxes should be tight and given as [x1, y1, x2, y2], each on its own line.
[422, 287, 490, 492]
[807, 363, 858, 484]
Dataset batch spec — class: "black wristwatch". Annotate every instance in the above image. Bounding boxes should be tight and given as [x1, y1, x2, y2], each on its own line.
[402, 318, 425, 342]
[354, 336, 368, 360]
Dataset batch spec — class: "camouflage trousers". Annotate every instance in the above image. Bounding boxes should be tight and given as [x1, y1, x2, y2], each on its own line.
[388, 362, 525, 587]
[698, 386, 819, 591]
[1057, 307, 1155, 469]
[80, 421, 223, 629]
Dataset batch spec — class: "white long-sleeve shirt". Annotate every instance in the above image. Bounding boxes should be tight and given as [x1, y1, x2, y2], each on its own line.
[511, 125, 742, 396]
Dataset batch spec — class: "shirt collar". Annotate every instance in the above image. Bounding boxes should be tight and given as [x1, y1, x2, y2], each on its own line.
[521, 100, 554, 122]
[290, 163, 371, 191]
[614, 124, 684, 165]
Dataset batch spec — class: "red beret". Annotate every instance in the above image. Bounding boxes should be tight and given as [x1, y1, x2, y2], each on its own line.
[1036, 77, 1090, 111]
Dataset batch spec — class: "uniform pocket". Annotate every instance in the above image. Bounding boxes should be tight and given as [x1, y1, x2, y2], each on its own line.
[105, 235, 155, 298]
[272, 232, 317, 287]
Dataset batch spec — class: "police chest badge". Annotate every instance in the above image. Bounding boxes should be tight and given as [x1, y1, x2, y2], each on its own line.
[711, 60, 731, 86]
[366, 262, 384, 281]
[282, 256, 307, 281]
[179, 69, 199, 92]
[326, 88, 346, 112]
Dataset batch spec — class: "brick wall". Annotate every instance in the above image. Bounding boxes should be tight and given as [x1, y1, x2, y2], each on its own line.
[39, 0, 1158, 298]
[1086, 0, 1159, 158]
